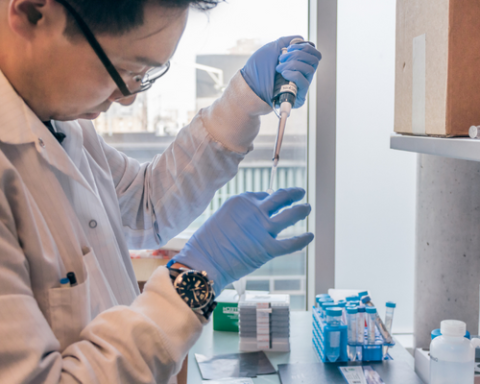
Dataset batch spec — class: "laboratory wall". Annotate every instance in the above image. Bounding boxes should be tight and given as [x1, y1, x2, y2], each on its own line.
[335, 0, 416, 333]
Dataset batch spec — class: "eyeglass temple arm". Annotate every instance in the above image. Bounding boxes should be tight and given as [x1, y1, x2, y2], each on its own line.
[55, 0, 132, 96]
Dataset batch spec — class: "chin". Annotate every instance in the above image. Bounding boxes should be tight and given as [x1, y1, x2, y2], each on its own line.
[77, 112, 102, 120]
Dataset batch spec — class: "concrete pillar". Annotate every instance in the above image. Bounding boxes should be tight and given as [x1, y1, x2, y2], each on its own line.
[415, 154, 480, 349]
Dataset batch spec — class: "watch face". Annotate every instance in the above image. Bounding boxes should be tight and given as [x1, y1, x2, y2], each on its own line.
[175, 271, 212, 309]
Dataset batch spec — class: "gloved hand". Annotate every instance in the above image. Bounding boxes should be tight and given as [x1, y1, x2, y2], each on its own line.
[170, 188, 314, 295]
[241, 36, 322, 109]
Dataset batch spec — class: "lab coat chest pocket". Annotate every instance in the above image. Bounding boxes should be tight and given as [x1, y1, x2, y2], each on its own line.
[48, 274, 91, 352]
[48, 248, 118, 351]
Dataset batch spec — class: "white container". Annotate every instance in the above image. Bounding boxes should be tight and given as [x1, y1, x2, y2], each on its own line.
[430, 320, 480, 384]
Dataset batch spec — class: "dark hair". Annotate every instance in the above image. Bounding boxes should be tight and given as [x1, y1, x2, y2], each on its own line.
[64, 0, 224, 35]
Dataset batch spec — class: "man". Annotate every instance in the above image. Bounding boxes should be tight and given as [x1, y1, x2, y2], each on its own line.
[0, 0, 321, 382]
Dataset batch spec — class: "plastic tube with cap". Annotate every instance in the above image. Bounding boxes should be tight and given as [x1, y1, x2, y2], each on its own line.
[385, 302, 396, 333]
[316, 294, 331, 307]
[366, 307, 377, 344]
[326, 308, 342, 362]
[361, 295, 393, 343]
[356, 306, 365, 360]
[358, 291, 369, 299]
[346, 307, 358, 361]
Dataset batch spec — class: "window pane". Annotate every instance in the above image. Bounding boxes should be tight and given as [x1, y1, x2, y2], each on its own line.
[95, 0, 309, 309]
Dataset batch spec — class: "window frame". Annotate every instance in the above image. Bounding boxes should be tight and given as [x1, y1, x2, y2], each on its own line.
[306, 0, 337, 309]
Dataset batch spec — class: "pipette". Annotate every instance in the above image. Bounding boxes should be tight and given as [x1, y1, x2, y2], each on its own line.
[267, 38, 316, 194]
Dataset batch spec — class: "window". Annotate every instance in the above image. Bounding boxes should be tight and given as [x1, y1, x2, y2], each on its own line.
[95, 0, 310, 310]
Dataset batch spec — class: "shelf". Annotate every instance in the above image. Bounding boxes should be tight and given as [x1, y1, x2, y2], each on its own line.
[390, 134, 480, 162]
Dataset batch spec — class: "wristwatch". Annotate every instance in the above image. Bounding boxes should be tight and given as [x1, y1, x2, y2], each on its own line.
[168, 268, 217, 320]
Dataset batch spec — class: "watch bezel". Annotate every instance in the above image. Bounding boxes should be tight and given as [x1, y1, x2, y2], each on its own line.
[173, 270, 214, 310]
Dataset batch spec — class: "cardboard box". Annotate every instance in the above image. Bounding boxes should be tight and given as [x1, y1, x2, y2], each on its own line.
[395, 0, 480, 137]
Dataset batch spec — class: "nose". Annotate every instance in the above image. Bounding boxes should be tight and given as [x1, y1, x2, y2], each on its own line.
[108, 89, 137, 106]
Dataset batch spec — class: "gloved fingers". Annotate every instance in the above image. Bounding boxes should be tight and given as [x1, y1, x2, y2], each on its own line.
[280, 70, 310, 93]
[277, 35, 305, 51]
[279, 49, 321, 68]
[260, 187, 306, 216]
[287, 43, 322, 61]
[269, 203, 312, 235]
[243, 191, 270, 202]
[269, 232, 315, 257]
[277, 61, 316, 81]
[294, 95, 307, 109]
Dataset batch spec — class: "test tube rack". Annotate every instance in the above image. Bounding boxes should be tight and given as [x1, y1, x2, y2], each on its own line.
[312, 307, 395, 363]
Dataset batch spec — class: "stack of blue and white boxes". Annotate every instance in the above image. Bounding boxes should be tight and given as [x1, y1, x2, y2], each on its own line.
[312, 292, 396, 363]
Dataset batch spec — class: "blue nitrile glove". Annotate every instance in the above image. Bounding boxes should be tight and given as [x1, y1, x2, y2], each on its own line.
[240, 36, 322, 108]
[170, 188, 314, 295]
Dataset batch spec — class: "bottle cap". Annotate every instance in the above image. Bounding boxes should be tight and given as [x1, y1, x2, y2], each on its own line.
[319, 297, 334, 304]
[431, 328, 471, 340]
[346, 307, 358, 314]
[469, 125, 480, 139]
[336, 302, 346, 308]
[440, 320, 466, 337]
[366, 307, 377, 314]
[358, 291, 369, 297]
[386, 302, 396, 308]
[357, 307, 366, 313]
[346, 295, 359, 302]
[316, 294, 331, 300]
[337, 299, 346, 304]
[326, 308, 343, 317]
[361, 295, 371, 304]
[322, 302, 337, 309]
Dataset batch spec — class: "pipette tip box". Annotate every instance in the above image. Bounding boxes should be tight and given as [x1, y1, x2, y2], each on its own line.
[238, 293, 290, 352]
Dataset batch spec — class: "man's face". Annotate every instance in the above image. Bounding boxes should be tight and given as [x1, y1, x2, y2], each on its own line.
[24, 3, 188, 121]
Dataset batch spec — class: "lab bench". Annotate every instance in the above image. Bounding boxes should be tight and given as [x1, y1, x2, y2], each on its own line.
[188, 311, 419, 383]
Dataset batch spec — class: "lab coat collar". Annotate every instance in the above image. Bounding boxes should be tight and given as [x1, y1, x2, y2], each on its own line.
[0, 69, 97, 196]
[0, 69, 39, 145]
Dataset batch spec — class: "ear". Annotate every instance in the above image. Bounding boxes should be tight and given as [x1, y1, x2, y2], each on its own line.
[8, 0, 63, 40]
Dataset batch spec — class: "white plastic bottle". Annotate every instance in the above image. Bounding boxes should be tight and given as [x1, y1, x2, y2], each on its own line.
[430, 320, 477, 384]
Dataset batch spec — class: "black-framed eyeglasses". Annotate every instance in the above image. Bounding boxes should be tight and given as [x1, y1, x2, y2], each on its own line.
[56, 0, 170, 97]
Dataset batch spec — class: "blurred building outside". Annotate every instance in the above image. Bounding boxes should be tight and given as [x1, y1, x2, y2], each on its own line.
[94, 39, 308, 310]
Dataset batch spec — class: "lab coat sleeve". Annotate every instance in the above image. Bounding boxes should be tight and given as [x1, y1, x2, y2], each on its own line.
[100, 72, 272, 249]
[0, 174, 203, 383]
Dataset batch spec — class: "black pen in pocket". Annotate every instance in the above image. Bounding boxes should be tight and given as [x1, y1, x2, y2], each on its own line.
[66, 272, 78, 287]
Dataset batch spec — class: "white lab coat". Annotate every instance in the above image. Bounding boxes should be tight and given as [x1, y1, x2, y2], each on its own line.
[0, 69, 271, 383]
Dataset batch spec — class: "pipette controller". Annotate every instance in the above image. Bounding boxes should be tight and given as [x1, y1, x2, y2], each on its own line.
[268, 38, 316, 194]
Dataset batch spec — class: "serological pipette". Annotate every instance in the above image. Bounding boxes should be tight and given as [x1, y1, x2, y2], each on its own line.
[267, 38, 316, 194]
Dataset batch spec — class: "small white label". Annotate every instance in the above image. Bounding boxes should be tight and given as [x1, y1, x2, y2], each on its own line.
[330, 331, 340, 348]
[279, 82, 297, 96]
[222, 307, 238, 314]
